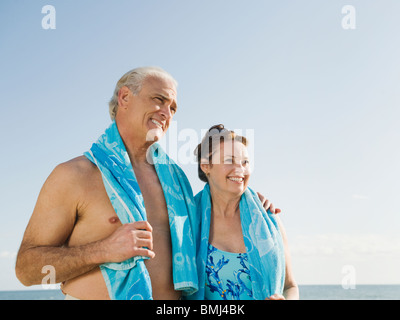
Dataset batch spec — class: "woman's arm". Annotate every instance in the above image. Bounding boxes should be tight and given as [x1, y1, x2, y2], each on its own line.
[276, 216, 299, 300]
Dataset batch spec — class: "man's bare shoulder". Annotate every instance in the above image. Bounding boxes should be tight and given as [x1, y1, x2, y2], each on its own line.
[54, 156, 97, 176]
[45, 156, 99, 191]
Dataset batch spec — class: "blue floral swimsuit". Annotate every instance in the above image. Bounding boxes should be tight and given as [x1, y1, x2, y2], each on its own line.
[204, 243, 254, 300]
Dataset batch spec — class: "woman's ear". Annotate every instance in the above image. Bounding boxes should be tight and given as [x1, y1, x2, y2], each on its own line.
[200, 163, 210, 176]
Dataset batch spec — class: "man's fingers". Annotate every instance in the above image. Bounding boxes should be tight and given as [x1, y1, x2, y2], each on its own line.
[269, 203, 275, 214]
[131, 220, 153, 232]
[258, 197, 282, 215]
[135, 238, 153, 250]
[135, 247, 156, 259]
[135, 230, 152, 240]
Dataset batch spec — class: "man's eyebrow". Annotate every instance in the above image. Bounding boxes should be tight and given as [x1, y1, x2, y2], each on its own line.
[154, 93, 178, 109]
[155, 93, 168, 100]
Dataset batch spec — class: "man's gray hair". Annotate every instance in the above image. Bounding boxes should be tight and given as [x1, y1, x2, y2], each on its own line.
[109, 66, 178, 121]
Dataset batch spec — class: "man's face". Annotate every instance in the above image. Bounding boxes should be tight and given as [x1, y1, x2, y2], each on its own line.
[122, 76, 177, 142]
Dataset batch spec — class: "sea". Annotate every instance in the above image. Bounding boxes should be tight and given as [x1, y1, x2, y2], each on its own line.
[0, 285, 399, 300]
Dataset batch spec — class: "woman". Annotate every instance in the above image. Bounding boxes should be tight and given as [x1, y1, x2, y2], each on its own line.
[188, 124, 298, 300]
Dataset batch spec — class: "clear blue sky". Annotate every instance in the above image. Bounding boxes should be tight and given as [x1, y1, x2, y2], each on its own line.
[1, 0, 400, 291]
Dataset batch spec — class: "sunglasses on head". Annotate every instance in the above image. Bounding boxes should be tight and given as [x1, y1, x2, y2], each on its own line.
[208, 124, 227, 133]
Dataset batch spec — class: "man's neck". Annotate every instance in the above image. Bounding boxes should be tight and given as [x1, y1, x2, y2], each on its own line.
[119, 129, 155, 167]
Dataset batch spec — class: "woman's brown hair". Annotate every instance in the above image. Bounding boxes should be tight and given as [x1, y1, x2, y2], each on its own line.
[194, 124, 247, 182]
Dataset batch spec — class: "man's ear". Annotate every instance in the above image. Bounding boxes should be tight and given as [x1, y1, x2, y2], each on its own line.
[117, 86, 131, 108]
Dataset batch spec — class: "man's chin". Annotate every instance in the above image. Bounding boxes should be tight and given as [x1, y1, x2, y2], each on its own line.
[146, 128, 164, 142]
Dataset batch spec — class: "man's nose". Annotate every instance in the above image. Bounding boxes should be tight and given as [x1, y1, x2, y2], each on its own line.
[159, 104, 173, 120]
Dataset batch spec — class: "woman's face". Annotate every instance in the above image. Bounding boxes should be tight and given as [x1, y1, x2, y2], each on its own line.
[202, 140, 251, 197]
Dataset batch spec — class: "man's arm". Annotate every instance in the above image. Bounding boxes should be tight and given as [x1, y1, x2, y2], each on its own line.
[16, 224, 154, 286]
[15, 162, 154, 286]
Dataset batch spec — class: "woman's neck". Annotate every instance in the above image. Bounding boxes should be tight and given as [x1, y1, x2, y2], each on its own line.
[209, 187, 241, 218]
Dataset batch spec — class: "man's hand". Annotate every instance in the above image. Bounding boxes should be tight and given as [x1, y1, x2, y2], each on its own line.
[100, 221, 155, 263]
[257, 192, 281, 214]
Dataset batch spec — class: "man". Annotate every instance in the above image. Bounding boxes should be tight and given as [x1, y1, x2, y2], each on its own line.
[15, 66, 278, 300]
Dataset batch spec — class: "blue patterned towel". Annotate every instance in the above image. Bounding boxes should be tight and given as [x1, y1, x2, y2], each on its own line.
[187, 183, 285, 300]
[84, 121, 198, 300]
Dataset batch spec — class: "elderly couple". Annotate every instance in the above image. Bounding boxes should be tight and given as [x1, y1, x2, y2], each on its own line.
[15, 67, 299, 300]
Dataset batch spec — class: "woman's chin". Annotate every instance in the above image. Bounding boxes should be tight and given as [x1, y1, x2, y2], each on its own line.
[226, 182, 246, 195]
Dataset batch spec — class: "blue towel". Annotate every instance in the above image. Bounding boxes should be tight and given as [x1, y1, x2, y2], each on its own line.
[187, 183, 285, 300]
[84, 121, 198, 300]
